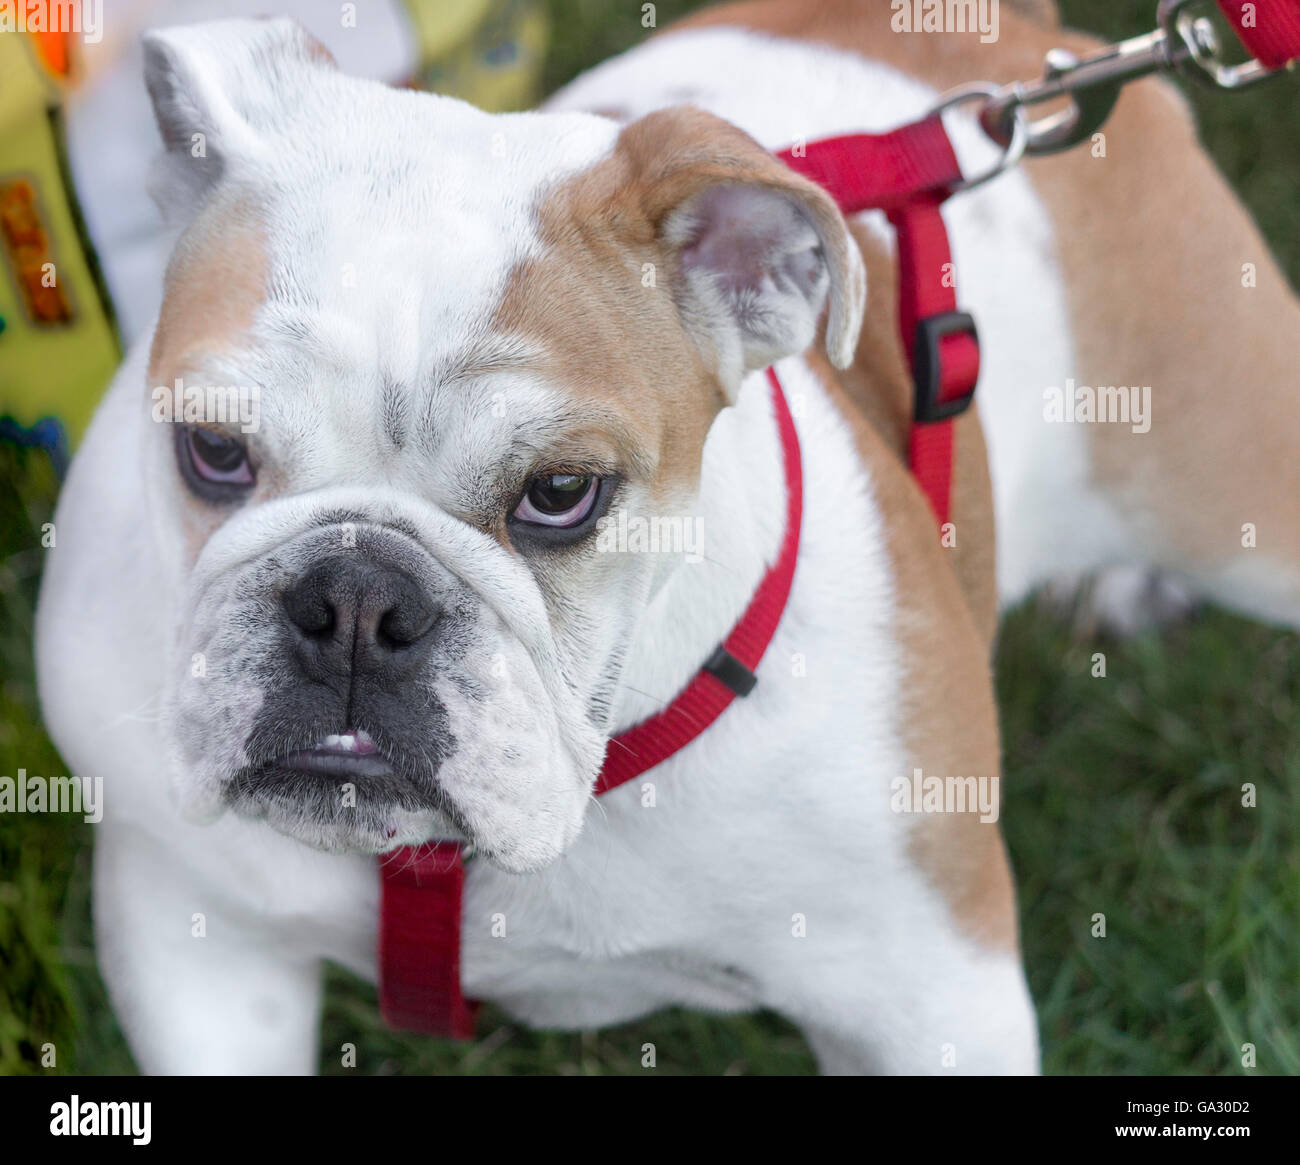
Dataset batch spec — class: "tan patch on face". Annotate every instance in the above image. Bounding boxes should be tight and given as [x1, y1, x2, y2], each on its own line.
[494, 105, 865, 504]
[493, 122, 717, 504]
[149, 199, 270, 388]
[149, 200, 270, 563]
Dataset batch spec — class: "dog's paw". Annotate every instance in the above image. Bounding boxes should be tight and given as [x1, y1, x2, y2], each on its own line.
[1042, 565, 1199, 639]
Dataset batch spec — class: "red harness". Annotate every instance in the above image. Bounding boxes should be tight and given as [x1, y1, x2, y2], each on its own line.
[376, 0, 1300, 1037]
[376, 115, 978, 1039]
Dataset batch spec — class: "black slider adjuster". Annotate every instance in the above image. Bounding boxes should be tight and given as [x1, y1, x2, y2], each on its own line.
[703, 646, 758, 697]
[912, 310, 979, 423]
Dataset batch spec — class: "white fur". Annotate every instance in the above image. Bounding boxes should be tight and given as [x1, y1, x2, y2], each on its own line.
[36, 21, 1045, 1074]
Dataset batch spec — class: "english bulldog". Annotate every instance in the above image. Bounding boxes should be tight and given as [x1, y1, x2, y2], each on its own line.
[35, 0, 1300, 1075]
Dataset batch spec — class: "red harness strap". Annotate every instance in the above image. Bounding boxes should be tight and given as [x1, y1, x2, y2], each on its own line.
[1217, 0, 1300, 70]
[378, 841, 477, 1038]
[378, 370, 803, 1038]
[595, 366, 803, 794]
[777, 118, 977, 527]
[378, 116, 976, 1039]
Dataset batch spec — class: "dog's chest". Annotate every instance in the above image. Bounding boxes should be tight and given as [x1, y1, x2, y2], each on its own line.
[430, 357, 920, 1023]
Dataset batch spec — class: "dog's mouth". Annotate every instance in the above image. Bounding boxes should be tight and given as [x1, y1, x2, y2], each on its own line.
[275, 727, 395, 779]
[226, 723, 453, 843]
[217, 709, 581, 863]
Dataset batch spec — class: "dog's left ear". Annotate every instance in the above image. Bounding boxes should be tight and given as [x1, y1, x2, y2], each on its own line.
[622, 107, 867, 398]
[141, 18, 336, 223]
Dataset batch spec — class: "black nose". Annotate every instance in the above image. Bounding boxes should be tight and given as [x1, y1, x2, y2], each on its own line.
[282, 554, 438, 670]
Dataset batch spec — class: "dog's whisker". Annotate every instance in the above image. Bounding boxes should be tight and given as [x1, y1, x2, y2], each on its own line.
[101, 688, 168, 728]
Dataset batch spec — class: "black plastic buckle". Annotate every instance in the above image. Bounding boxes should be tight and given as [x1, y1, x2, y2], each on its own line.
[912, 310, 979, 423]
[703, 646, 758, 698]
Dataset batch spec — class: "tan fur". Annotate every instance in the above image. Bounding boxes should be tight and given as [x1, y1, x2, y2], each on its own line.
[834, 220, 999, 643]
[807, 351, 1017, 952]
[148, 199, 270, 562]
[149, 198, 270, 388]
[1031, 71, 1300, 581]
[496, 105, 866, 504]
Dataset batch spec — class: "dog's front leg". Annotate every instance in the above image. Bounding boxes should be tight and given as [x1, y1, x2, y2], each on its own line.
[787, 946, 1040, 1077]
[93, 822, 322, 1076]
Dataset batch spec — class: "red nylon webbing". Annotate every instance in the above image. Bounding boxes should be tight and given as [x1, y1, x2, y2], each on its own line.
[378, 841, 477, 1038]
[595, 368, 802, 794]
[1216, 0, 1300, 70]
[779, 122, 975, 525]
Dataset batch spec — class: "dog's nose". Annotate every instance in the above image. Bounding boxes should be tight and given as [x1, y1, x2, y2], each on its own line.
[282, 554, 438, 665]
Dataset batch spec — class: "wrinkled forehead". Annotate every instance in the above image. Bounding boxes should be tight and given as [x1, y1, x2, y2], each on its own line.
[269, 107, 625, 368]
[150, 95, 715, 496]
[154, 98, 618, 372]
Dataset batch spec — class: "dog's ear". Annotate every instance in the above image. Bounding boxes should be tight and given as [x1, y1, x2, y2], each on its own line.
[622, 106, 866, 397]
[142, 18, 336, 222]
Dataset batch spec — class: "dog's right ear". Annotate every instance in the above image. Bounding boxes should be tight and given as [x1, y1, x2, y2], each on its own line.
[142, 18, 335, 222]
[611, 107, 866, 399]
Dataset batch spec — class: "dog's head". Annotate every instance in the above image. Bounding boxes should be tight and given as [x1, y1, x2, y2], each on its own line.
[142, 18, 864, 869]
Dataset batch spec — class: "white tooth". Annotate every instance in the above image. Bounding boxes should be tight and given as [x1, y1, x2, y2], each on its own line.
[323, 734, 342, 749]
[337, 734, 356, 751]
[354, 729, 375, 747]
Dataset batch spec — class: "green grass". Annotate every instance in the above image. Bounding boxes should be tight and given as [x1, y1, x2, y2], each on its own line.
[998, 602, 1300, 1075]
[2, 0, 1298, 1075]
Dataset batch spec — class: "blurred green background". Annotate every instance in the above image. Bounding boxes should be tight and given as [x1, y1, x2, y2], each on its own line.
[2, 0, 1297, 1075]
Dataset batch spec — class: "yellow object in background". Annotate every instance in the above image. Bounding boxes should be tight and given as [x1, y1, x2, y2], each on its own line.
[0, 31, 120, 463]
[402, 0, 549, 112]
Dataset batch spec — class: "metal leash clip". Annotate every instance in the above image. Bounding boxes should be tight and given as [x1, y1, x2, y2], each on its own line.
[930, 82, 1032, 190]
[941, 0, 1294, 162]
[1163, 0, 1291, 88]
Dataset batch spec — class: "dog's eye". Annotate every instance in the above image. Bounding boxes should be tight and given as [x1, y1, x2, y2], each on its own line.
[179, 426, 254, 491]
[512, 474, 598, 528]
